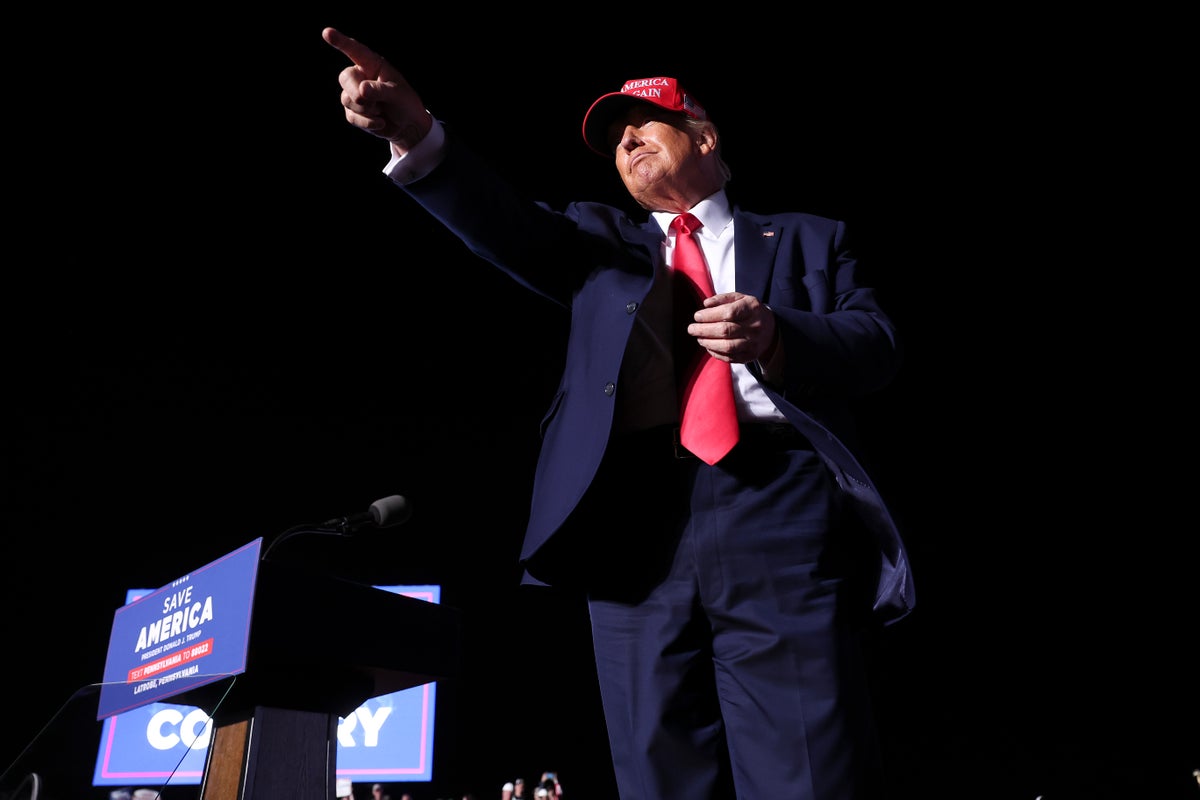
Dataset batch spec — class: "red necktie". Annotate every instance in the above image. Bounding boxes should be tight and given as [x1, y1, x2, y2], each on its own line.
[671, 213, 739, 465]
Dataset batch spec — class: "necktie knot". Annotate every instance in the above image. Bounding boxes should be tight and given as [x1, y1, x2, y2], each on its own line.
[672, 212, 702, 237]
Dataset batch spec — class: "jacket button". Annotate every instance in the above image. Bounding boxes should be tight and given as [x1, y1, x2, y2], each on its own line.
[604, 382, 616, 396]
[625, 301, 638, 314]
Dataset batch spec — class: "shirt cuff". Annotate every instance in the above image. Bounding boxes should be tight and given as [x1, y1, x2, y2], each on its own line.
[382, 116, 447, 185]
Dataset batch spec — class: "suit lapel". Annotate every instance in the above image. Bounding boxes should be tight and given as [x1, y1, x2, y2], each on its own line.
[733, 210, 780, 301]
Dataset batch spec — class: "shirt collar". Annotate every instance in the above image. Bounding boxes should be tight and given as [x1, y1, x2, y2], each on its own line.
[652, 189, 732, 238]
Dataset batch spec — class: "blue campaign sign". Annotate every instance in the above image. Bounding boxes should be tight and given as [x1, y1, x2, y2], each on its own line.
[96, 539, 262, 721]
[93, 584, 442, 786]
[92, 700, 211, 785]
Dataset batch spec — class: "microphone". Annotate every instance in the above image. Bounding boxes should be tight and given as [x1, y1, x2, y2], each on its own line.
[260, 495, 412, 561]
[322, 494, 411, 534]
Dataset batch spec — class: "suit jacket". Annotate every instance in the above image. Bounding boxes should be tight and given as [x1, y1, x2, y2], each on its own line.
[404, 133, 915, 624]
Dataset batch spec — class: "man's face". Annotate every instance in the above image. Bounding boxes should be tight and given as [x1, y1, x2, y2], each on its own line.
[608, 106, 700, 210]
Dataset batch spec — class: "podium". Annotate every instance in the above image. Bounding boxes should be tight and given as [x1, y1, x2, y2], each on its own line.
[99, 543, 460, 800]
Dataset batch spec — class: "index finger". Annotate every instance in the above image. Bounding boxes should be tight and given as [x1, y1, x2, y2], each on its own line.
[322, 27, 382, 73]
[701, 292, 741, 308]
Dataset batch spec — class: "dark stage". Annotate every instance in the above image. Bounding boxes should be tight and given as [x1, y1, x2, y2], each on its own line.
[3, 10, 1195, 800]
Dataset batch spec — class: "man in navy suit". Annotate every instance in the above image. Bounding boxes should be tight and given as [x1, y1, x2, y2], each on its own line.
[325, 27, 915, 800]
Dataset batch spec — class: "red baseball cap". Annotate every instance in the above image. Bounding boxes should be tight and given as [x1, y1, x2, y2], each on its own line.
[581, 77, 708, 156]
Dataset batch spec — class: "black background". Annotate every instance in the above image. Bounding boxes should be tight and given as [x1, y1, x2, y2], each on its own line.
[3, 9, 1194, 800]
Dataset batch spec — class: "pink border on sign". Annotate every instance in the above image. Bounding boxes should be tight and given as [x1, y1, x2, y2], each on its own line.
[96, 713, 206, 781]
[336, 681, 435, 777]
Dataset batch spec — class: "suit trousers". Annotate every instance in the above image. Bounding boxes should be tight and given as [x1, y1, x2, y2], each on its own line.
[586, 425, 884, 800]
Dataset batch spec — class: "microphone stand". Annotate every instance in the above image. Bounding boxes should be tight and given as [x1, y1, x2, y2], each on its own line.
[260, 523, 351, 562]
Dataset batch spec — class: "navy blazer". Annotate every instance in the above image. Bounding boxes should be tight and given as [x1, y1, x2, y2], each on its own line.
[404, 132, 915, 624]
